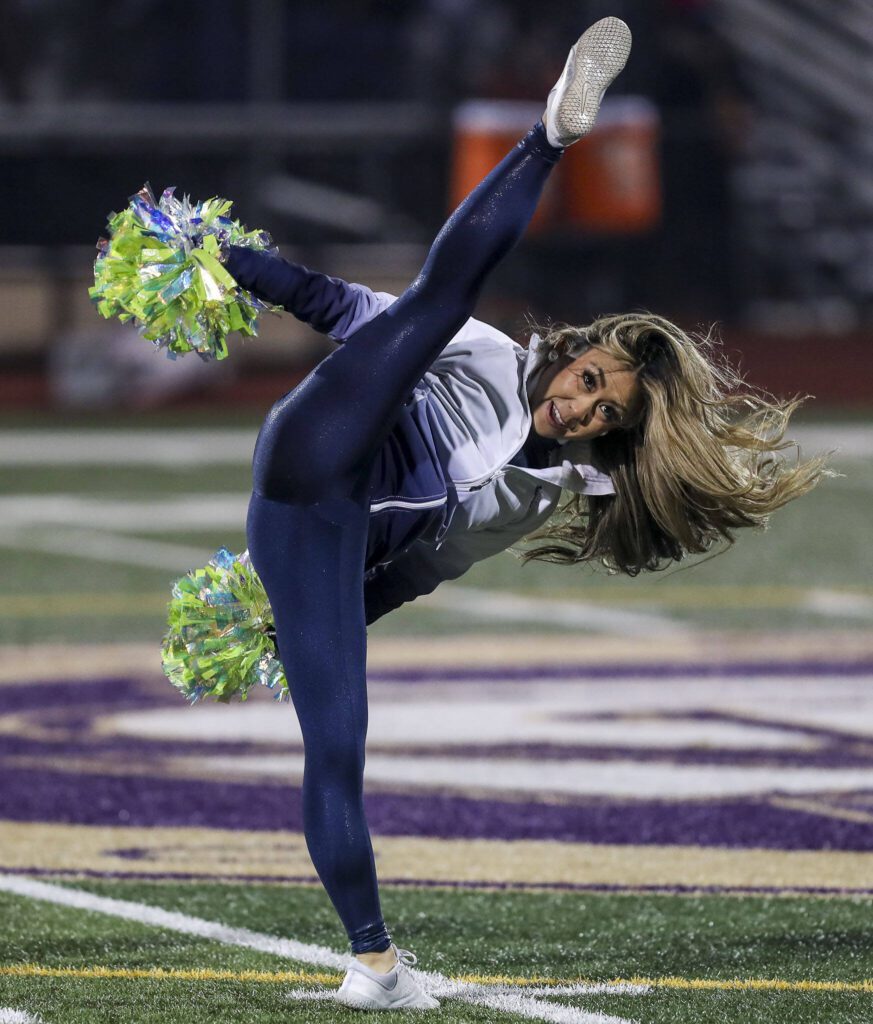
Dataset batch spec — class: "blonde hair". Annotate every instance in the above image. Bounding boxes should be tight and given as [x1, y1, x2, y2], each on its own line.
[524, 313, 827, 575]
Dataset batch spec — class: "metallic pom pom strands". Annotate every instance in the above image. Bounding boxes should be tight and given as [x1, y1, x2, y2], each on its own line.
[90, 184, 277, 360]
[162, 548, 287, 703]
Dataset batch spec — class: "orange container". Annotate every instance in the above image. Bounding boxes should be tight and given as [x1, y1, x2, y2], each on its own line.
[450, 100, 559, 234]
[562, 96, 662, 234]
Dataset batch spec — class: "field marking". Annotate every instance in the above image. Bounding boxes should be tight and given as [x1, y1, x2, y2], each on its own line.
[3, 581, 873, 625]
[450, 990, 633, 1022]
[0, 423, 868, 465]
[803, 589, 873, 620]
[0, 965, 338, 984]
[514, 583, 873, 610]
[185, 747, 873, 800]
[5, 509, 872, 627]
[522, 984, 650, 997]
[789, 424, 873, 460]
[10, 869, 873, 900]
[0, 964, 646, 994]
[431, 584, 687, 637]
[0, 494, 247, 532]
[0, 431, 255, 466]
[0, 874, 346, 970]
[3, 585, 873, 619]
[0, 527, 207, 572]
[0, 1012, 42, 1024]
[0, 593, 167, 617]
[0, 510, 685, 634]
[284, 989, 334, 1001]
[282, 987, 644, 1021]
[4, 487, 873, 626]
[0, 875, 634, 1024]
[0, 521, 684, 635]
[4, 963, 872, 995]
[8, 823, 873, 894]
[768, 796, 873, 826]
[3, 632, 873, 677]
[630, 976, 873, 993]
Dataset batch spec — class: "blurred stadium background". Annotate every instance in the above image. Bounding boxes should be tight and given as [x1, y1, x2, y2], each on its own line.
[2, 2, 873, 1023]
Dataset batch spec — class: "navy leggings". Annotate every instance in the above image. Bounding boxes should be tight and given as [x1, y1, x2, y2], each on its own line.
[245, 124, 561, 952]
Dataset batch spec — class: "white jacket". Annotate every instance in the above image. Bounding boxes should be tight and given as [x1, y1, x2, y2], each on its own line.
[332, 286, 615, 622]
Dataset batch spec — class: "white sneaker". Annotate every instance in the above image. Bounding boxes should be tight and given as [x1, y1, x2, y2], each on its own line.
[336, 947, 440, 1011]
[543, 16, 633, 148]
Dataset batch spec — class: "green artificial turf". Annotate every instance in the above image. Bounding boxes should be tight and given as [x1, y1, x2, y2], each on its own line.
[1, 881, 871, 1023]
[62, 882, 873, 983]
[3, 414, 872, 644]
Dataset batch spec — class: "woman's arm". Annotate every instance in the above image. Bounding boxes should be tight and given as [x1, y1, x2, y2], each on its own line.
[224, 246, 394, 341]
[364, 543, 473, 625]
[363, 526, 519, 625]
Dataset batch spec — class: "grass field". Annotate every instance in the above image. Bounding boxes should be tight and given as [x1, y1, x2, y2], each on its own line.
[3, 880, 873, 1023]
[2, 411, 873, 1023]
[2, 415, 873, 646]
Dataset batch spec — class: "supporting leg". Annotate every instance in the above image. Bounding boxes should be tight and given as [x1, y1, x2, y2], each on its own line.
[247, 491, 389, 953]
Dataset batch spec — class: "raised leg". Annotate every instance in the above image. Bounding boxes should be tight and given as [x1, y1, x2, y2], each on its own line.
[251, 123, 562, 505]
[248, 124, 563, 955]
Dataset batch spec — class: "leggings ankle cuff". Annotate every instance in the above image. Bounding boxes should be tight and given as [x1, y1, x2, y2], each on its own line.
[518, 121, 564, 164]
[351, 923, 392, 954]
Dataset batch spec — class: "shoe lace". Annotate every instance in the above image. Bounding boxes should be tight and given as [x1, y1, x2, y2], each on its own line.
[393, 947, 418, 968]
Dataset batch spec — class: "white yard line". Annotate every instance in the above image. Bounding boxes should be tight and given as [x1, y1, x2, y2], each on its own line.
[803, 589, 873, 620]
[457, 990, 635, 1022]
[284, 990, 336, 1002]
[430, 584, 689, 637]
[0, 875, 636, 1024]
[0, 423, 868, 466]
[0, 488, 685, 634]
[285, 986, 645, 1021]
[0, 873, 346, 968]
[0, 431, 255, 466]
[0, 1012, 42, 1024]
[525, 984, 650, 997]
[790, 424, 873, 460]
[0, 527, 208, 572]
[4, 495, 871, 628]
[286, 982, 651, 1002]
[0, 494, 247, 532]
[1, 495, 870, 628]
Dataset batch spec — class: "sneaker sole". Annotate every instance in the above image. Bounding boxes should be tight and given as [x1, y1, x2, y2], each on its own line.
[336, 992, 440, 1011]
[551, 17, 632, 144]
[336, 980, 440, 1011]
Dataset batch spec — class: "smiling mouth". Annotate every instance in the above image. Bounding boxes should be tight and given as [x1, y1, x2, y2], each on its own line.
[548, 401, 567, 430]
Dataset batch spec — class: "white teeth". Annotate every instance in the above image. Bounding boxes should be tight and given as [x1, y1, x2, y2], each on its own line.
[552, 402, 566, 427]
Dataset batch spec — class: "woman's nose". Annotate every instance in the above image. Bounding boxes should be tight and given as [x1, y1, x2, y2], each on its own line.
[575, 399, 594, 427]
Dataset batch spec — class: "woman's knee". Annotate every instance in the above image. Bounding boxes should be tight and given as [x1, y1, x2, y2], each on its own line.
[251, 426, 336, 505]
[253, 395, 370, 504]
[303, 728, 365, 788]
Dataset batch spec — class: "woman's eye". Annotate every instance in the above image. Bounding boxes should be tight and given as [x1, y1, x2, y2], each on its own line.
[581, 371, 595, 390]
[599, 404, 615, 421]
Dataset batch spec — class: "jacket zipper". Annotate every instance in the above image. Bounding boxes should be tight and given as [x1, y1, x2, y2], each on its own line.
[455, 424, 530, 492]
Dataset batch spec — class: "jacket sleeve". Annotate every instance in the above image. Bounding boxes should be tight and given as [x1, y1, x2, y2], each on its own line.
[224, 246, 396, 341]
[364, 528, 517, 625]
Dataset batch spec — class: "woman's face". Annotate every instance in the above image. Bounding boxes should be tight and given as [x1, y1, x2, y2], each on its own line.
[530, 346, 642, 441]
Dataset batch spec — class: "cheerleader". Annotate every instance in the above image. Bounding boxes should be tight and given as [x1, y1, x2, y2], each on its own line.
[198, 18, 819, 1010]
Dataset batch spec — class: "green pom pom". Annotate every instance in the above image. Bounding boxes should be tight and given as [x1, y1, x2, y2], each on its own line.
[162, 548, 287, 703]
[90, 184, 277, 360]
